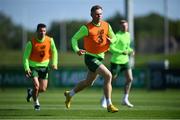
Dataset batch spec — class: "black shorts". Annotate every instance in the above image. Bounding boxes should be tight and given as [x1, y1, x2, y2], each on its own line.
[30, 67, 49, 79]
[84, 54, 103, 72]
[110, 62, 130, 76]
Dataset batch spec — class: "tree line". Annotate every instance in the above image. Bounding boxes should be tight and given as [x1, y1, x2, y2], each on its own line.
[0, 11, 179, 54]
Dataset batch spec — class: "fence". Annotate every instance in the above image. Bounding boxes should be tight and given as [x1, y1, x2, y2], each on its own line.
[0, 67, 179, 89]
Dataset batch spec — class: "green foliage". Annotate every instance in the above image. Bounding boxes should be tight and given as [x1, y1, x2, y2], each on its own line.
[135, 13, 164, 37]
[106, 12, 124, 33]
[48, 20, 86, 50]
[0, 12, 22, 50]
[169, 20, 180, 39]
[48, 21, 61, 49]
[0, 11, 180, 54]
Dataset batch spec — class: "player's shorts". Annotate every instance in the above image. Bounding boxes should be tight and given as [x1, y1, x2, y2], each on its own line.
[30, 67, 49, 80]
[84, 54, 103, 72]
[110, 62, 130, 76]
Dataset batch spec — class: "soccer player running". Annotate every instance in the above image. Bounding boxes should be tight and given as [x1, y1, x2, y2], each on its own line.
[23, 23, 58, 110]
[101, 20, 135, 108]
[64, 5, 118, 113]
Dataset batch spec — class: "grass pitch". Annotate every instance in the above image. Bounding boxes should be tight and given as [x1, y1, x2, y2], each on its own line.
[0, 87, 180, 119]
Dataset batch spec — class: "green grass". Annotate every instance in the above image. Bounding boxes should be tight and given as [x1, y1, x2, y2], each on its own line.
[0, 88, 180, 119]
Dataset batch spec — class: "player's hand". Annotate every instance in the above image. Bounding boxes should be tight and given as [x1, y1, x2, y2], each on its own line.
[130, 51, 135, 56]
[52, 65, 58, 70]
[107, 37, 111, 43]
[25, 70, 31, 78]
[122, 51, 128, 55]
[77, 49, 86, 56]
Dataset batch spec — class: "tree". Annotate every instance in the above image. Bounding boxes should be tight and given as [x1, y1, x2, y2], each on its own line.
[0, 12, 22, 50]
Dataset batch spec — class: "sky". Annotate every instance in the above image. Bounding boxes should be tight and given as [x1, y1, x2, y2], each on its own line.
[0, 0, 180, 30]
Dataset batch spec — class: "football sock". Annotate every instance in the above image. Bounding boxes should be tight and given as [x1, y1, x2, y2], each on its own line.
[69, 89, 75, 97]
[124, 94, 129, 101]
[34, 99, 40, 106]
[106, 98, 112, 106]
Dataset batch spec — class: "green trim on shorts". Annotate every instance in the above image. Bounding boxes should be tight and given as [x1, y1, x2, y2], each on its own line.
[84, 54, 103, 72]
[30, 67, 49, 80]
[110, 62, 130, 76]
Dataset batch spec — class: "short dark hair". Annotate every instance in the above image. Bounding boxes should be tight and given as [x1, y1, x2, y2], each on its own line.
[120, 20, 127, 24]
[91, 5, 102, 14]
[37, 23, 46, 31]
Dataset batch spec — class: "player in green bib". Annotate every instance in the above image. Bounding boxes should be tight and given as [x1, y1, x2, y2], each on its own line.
[101, 20, 135, 108]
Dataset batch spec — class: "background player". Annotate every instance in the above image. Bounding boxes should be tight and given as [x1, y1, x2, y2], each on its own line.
[101, 20, 135, 108]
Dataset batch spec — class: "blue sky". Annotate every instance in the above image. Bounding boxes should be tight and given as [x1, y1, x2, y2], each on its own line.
[0, 0, 180, 30]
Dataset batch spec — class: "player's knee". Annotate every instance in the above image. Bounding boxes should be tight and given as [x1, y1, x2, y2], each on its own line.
[34, 85, 39, 91]
[103, 72, 112, 84]
[41, 87, 47, 92]
[105, 72, 112, 81]
[127, 77, 133, 83]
